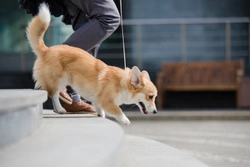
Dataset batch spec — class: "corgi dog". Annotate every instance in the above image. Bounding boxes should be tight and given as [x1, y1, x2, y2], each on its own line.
[26, 3, 157, 125]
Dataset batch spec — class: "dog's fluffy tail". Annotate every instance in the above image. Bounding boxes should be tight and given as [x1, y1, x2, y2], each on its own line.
[26, 3, 50, 56]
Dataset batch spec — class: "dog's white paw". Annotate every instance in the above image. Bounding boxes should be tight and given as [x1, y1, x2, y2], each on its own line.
[97, 110, 105, 118]
[123, 118, 131, 125]
[93, 106, 106, 118]
[119, 115, 131, 125]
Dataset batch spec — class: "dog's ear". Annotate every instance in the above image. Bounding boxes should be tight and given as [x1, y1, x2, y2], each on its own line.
[141, 70, 151, 81]
[131, 66, 144, 88]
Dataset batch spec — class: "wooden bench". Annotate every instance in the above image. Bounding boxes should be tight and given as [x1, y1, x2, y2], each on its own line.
[156, 60, 244, 109]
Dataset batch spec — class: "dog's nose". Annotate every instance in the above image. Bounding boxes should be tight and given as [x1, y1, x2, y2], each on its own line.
[153, 110, 157, 114]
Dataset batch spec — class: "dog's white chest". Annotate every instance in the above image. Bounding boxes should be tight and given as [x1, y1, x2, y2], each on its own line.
[115, 90, 133, 105]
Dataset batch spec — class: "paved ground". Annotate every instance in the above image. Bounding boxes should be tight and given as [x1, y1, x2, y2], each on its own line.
[122, 119, 250, 167]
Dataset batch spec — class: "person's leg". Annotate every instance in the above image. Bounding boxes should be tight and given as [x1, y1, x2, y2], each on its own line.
[60, 0, 120, 112]
[63, 0, 120, 54]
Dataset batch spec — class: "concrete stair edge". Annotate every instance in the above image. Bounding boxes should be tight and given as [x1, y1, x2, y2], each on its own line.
[0, 111, 125, 167]
[0, 89, 47, 148]
[121, 135, 209, 167]
[0, 89, 47, 112]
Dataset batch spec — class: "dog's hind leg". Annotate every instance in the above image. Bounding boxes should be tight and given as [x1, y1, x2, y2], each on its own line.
[51, 91, 67, 114]
[94, 106, 105, 118]
[47, 78, 67, 114]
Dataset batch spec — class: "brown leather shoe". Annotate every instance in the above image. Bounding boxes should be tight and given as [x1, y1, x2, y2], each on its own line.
[59, 88, 72, 105]
[61, 100, 96, 113]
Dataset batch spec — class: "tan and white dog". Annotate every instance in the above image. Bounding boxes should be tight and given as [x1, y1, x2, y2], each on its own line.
[26, 4, 157, 125]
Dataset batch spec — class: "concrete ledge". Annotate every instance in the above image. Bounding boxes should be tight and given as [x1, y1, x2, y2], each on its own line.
[0, 89, 47, 113]
[121, 135, 209, 167]
[124, 110, 250, 120]
[0, 89, 47, 148]
[0, 110, 125, 167]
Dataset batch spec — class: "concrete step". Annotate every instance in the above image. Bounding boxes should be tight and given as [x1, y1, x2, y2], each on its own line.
[121, 135, 209, 167]
[0, 110, 125, 167]
[0, 93, 210, 167]
[0, 89, 47, 148]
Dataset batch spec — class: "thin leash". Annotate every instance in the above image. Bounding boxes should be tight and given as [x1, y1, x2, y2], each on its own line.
[119, 0, 127, 69]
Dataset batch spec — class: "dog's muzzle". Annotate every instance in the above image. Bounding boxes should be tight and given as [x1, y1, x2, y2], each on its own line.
[139, 102, 148, 115]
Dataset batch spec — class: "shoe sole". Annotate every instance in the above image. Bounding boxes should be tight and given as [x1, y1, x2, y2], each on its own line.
[66, 111, 97, 115]
[59, 95, 73, 105]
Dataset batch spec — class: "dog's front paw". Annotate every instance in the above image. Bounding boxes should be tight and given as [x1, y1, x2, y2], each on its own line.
[53, 109, 67, 114]
[123, 118, 131, 125]
[119, 115, 131, 125]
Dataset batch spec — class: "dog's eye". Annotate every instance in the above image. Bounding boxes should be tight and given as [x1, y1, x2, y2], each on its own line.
[149, 95, 154, 100]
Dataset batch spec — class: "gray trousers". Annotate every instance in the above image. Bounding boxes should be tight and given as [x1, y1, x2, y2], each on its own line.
[62, 0, 120, 57]
[61, 0, 120, 96]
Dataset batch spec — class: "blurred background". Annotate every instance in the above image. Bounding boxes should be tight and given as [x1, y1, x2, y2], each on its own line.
[0, 0, 250, 110]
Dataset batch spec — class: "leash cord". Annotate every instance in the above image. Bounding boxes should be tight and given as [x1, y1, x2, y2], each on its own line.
[119, 0, 127, 69]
